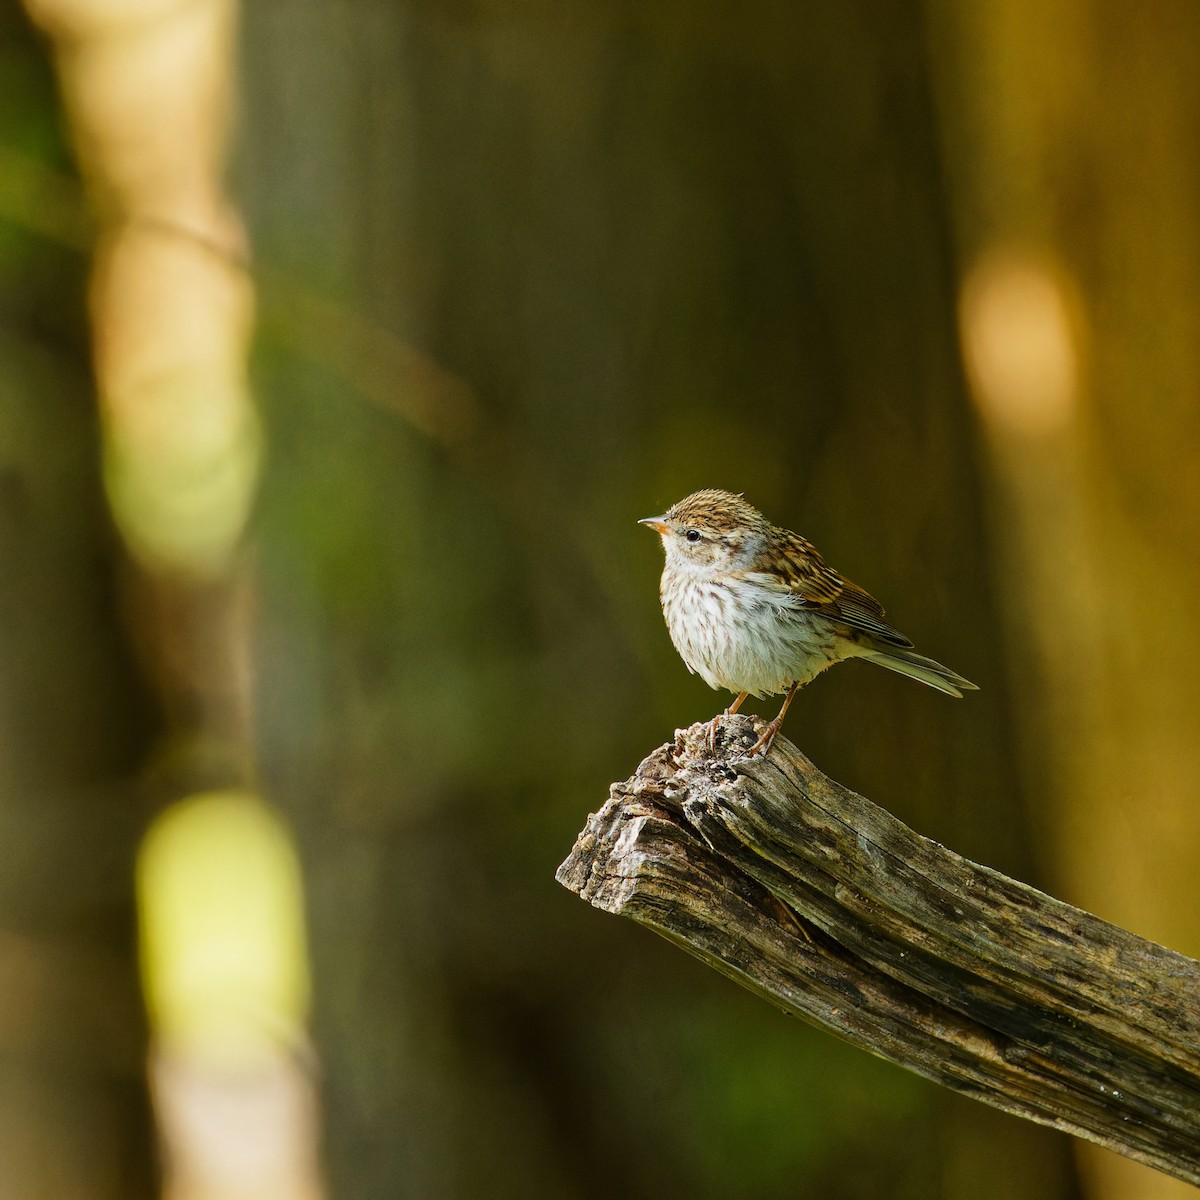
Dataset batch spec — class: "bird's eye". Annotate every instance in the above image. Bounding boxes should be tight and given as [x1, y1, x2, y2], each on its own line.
[685, 529, 701, 543]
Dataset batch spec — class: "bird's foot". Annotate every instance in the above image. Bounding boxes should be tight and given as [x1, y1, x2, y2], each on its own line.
[747, 681, 798, 756]
[747, 717, 783, 757]
[706, 692, 750, 755]
[705, 716, 722, 756]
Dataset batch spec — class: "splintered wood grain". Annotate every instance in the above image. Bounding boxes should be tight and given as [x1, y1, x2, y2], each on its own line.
[556, 716, 1200, 1185]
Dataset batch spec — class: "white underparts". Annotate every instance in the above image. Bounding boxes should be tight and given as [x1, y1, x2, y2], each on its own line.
[660, 570, 856, 698]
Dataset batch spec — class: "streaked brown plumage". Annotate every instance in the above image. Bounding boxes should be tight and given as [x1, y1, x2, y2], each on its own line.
[640, 489, 977, 754]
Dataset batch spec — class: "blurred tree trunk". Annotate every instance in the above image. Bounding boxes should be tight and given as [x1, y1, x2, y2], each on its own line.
[17, 0, 325, 1195]
[0, 23, 158, 1188]
[927, 3, 1200, 1199]
[242, 0, 1082, 1196]
[4, 1, 293, 1196]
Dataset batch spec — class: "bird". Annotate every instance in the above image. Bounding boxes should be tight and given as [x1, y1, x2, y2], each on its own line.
[639, 489, 977, 755]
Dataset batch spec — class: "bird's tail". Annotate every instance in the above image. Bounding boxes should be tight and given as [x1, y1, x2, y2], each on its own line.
[859, 647, 978, 698]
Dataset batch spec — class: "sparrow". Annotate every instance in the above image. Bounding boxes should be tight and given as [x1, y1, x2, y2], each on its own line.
[640, 489, 977, 755]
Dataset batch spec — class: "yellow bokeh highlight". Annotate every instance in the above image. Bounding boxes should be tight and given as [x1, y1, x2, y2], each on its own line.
[959, 248, 1081, 437]
[137, 790, 311, 1069]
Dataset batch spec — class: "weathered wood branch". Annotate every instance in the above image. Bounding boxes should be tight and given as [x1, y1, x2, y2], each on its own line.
[556, 717, 1200, 1184]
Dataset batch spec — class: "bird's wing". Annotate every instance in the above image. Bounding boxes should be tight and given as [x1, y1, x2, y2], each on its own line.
[741, 530, 914, 648]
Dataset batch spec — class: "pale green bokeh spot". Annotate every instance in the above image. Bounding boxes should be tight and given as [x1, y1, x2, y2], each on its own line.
[137, 789, 310, 1068]
[103, 372, 261, 577]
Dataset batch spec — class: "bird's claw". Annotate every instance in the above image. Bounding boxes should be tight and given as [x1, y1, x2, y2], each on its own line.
[747, 718, 782, 757]
[706, 704, 742, 755]
[705, 716, 721, 756]
[704, 714, 781, 758]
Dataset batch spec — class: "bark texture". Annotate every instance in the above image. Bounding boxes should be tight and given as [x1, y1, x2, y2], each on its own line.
[557, 717, 1200, 1186]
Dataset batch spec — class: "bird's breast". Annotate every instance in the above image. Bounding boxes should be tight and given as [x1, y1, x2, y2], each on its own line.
[660, 570, 843, 697]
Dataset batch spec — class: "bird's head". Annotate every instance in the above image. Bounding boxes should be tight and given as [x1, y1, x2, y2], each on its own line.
[639, 489, 767, 574]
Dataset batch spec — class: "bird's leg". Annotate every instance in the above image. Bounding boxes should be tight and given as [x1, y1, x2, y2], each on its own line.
[726, 692, 749, 715]
[748, 681, 799, 756]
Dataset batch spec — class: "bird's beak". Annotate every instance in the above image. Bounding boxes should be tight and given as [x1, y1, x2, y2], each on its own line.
[638, 516, 670, 535]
